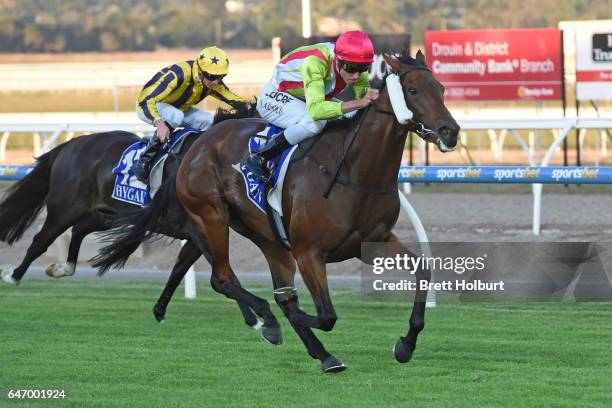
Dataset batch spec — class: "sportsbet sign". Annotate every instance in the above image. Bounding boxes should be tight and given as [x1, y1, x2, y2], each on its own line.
[425, 28, 563, 101]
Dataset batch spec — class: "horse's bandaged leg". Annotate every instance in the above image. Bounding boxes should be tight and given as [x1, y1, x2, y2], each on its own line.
[273, 286, 298, 305]
[273, 286, 320, 328]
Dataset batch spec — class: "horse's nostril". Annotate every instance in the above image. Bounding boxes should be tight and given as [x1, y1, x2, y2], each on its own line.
[438, 126, 452, 138]
[438, 126, 458, 147]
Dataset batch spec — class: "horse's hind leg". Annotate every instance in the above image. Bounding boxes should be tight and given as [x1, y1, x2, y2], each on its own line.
[153, 239, 259, 328]
[187, 201, 282, 344]
[258, 242, 344, 372]
[153, 240, 202, 322]
[1, 213, 77, 284]
[46, 212, 106, 278]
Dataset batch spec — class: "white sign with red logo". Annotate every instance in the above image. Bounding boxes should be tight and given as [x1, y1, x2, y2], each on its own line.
[425, 29, 563, 101]
[575, 20, 612, 101]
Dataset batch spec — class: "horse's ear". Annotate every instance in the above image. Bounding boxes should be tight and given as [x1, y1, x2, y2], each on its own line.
[383, 53, 402, 74]
[415, 50, 427, 67]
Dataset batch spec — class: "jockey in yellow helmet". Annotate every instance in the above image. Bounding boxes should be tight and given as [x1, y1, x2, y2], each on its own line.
[134, 46, 247, 183]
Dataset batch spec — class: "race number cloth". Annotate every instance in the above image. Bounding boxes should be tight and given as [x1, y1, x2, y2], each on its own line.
[236, 124, 298, 214]
[111, 128, 197, 206]
[111, 139, 150, 206]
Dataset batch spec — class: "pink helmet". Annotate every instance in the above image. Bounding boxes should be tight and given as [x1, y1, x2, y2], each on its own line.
[335, 31, 374, 64]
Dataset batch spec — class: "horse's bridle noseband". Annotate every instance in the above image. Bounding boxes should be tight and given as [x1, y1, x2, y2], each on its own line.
[373, 65, 438, 141]
[322, 63, 437, 198]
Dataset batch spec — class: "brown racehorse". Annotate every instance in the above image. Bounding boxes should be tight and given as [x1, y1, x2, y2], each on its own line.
[173, 52, 459, 372]
[95, 51, 459, 372]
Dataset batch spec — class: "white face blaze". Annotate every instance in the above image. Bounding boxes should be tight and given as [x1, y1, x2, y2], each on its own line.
[385, 74, 413, 124]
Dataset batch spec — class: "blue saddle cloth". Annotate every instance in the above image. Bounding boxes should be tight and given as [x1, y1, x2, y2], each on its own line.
[237, 124, 293, 213]
[111, 128, 197, 206]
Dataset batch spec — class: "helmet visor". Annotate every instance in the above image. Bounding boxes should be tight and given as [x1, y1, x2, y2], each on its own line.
[200, 70, 226, 82]
[339, 59, 371, 74]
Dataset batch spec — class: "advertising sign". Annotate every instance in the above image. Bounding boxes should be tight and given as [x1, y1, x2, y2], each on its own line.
[574, 20, 612, 101]
[425, 29, 563, 101]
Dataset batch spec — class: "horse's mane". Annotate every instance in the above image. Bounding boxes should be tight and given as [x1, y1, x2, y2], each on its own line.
[212, 101, 259, 124]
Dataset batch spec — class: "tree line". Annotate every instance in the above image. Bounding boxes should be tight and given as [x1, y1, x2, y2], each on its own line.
[0, 0, 608, 52]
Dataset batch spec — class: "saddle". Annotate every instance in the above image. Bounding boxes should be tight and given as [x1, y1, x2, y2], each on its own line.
[235, 125, 322, 249]
[112, 128, 200, 207]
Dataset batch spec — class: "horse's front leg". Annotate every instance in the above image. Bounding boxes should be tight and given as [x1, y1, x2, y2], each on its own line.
[385, 233, 431, 363]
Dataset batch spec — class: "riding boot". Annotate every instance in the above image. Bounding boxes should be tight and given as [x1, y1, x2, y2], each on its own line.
[132, 136, 165, 183]
[243, 132, 291, 183]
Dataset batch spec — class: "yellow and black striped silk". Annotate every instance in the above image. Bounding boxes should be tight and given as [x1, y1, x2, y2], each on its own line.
[137, 60, 246, 122]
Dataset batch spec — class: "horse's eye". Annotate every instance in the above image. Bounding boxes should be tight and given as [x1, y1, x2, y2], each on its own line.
[407, 87, 417, 95]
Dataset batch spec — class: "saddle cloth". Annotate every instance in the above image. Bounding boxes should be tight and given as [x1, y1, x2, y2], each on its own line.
[111, 128, 198, 207]
[235, 125, 298, 215]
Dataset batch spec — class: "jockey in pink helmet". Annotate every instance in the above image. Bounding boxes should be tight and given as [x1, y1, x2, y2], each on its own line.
[244, 30, 379, 183]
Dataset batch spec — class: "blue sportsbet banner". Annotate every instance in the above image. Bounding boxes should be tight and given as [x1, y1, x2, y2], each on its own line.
[3, 165, 612, 184]
[398, 166, 612, 184]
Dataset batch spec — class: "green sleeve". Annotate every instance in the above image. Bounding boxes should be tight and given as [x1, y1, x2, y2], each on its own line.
[351, 72, 370, 99]
[301, 56, 342, 121]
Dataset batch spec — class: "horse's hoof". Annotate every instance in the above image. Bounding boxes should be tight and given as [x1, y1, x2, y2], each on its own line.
[45, 262, 75, 278]
[45, 264, 61, 278]
[251, 320, 263, 331]
[321, 356, 347, 373]
[261, 325, 282, 345]
[153, 306, 165, 323]
[1, 269, 18, 285]
[393, 337, 414, 363]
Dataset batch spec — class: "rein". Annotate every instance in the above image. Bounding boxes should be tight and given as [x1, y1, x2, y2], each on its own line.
[322, 63, 433, 198]
[372, 103, 438, 142]
[322, 105, 373, 198]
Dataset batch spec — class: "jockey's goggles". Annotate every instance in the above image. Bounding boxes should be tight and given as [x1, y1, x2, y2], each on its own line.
[338, 59, 371, 74]
[200, 70, 226, 82]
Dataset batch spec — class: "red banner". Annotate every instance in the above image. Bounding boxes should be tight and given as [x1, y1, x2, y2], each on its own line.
[425, 29, 563, 101]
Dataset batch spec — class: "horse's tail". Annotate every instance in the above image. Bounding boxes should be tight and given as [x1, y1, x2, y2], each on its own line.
[92, 177, 184, 275]
[0, 143, 69, 244]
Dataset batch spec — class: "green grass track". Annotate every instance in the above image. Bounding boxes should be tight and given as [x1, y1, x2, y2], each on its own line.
[1, 280, 611, 407]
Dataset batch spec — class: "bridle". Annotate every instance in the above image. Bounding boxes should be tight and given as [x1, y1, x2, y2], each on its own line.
[372, 65, 439, 142]
[322, 62, 438, 198]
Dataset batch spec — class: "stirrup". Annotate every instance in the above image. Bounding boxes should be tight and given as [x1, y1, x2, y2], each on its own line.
[132, 160, 151, 183]
[245, 154, 271, 183]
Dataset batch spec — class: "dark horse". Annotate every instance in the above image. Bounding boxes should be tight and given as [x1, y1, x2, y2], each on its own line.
[0, 107, 260, 327]
[94, 52, 459, 372]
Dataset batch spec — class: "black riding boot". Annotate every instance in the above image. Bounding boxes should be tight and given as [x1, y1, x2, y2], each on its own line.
[132, 136, 164, 183]
[244, 132, 291, 183]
